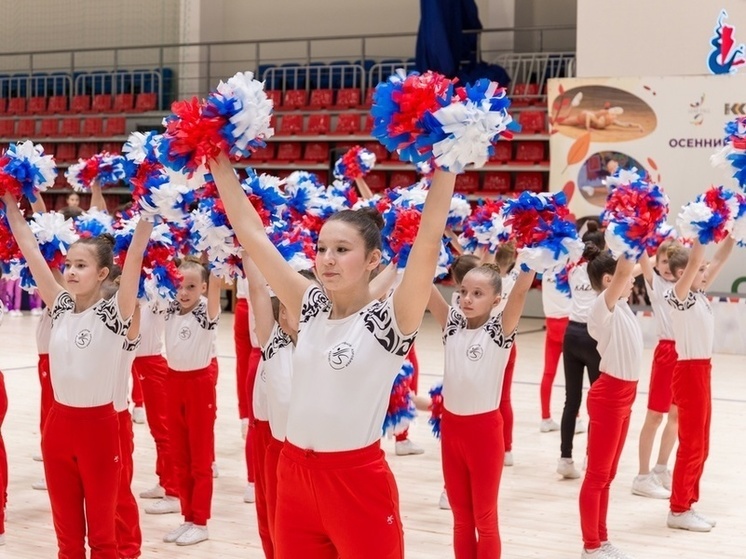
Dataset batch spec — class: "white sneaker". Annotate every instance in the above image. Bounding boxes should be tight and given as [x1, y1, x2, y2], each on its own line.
[212, 462, 219, 478]
[175, 524, 209, 546]
[139, 483, 166, 499]
[145, 496, 181, 514]
[241, 418, 249, 440]
[652, 465, 672, 491]
[632, 473, 670, 499]
[581, 547, 613, 559]
[601, 542, 634, 559]
[243, 483, 255, 504]
[667, 510, 712, 532]
[540, 418, 560, 432]
[395, 439, 424, 456]
[557, 457, 581, 479]
[691, 509, 717, 527]
[31, 478, 47, 491]
[504, 452, 514, 467]
[575, 419, 587, 434]
[32, 453, 43, 462]
[132, 406, 146, 424]
[9, 310, 22, 317]
[30, 307, 43, 316]
[438, 490, 451, 510]
[163, 522, 194, 543]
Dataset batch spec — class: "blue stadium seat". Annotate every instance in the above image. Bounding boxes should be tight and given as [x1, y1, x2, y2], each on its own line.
[329, 60, 353, 89]
[308, 62, 328, 89]
[113, 69, 131, 95]
[30, 73, 48, 97]
[280, 63, 305, 90]
[9, 73, 29, 97]
[50, 71, 71, 96]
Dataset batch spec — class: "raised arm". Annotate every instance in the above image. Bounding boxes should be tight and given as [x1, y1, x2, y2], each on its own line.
[354, 177, 374, 200]
[638, 252, 654, 285]
[206, 272, 222, 322]
[1, 193, 63, 307]
[127, 302, 142, 341]
[674, 240, 706, 301]
[427, 283, 450, 330]
[703, 236, 735, 290]
[29, 194, 47, 214]
[117, 218, 153, 320]
[209, 152, 310, 317]
[603, 255, 635, 311]
[244, 256, 275, 347]
[501, 269, 535, 334]
[444, 227, 464, 256]
[89, 180, 107, 212]
[393, 169, 456, 334]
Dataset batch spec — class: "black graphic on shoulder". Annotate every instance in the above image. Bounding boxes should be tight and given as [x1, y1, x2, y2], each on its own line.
[164, 300, 180, 321]
[192, 302, 218, 330]
[363, 299, 416, 356]
[52, 292, 75, 322]
[484, 314, 515, 348]
[95, 297, 131, 336]
[664, 289, 696, 311]
[300, 287, 331, 324]
[262, 326, 293, 361]
[443, 307, 467, 343]
[123, 335, 141, 352]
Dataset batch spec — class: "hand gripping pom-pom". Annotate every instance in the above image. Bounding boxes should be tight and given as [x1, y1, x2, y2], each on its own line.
[676, 186, 740, 244]
[0, 141, 56, 202]
[333, 145, 376, 181]
[29, 212, 79, 270]
[65, 152, 128, 192]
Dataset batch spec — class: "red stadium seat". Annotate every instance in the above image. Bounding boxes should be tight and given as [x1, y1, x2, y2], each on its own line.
[455, 173, 479, 193]
[104, 116, 126, 136]
[490, 142, 513, 163]
[364, 171, 387, 192]
[0, 99, 7, 114]
[82, 117, 104, 136]
[305, 113, 330, 135]
[70, 95, 91, 113]
[513, 141, 546, 163]
[514, 172, 544, 192]
[7, 98, 26, 115]
[517, 110, 546, 134]
[363, 114, 374, 134]
[0, 120, 15, 137]
[100, 142, 120, 154]
[363, 141, 389, 162]
[27, 97, 47, 114]
[17, 119, 36, 137]
[278, 114, 303, 135]
[113, 93, 134, 112]
[334, 88, 361, 108]
[482, 172, 511, 193]
[282, 90, 307, 110]
[274, 142, 303, 162]
[308, 89, 334, 109]
[40, 118, 60, 137]
[251, 143, 275, 161]
[47, 96, 68, 114]
[334, 113, 361, 134]
[512, 83, 540, 106]
[302, 141, 329, 162]
[265, 90, 282, 109]
[364, 88, 375, 107]
[389, 171, 417, 188]
[77, 142, 99, 159]
[61, 117, 81, 137]
[134, 93, 157, 112]
[92, 94, 112, 113]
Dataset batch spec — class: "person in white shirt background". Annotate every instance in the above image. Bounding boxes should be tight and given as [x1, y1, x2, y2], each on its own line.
[0, 268, 8, 546]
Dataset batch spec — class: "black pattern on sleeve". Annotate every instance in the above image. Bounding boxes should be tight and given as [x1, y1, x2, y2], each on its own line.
[442, 307, 466, 344]
[363, 299, 416, 356]
[123, 335, 141, 352]
[95, 297, 131, 336]
[299, 286, 331, 324]
[262, 324, 293, 361]
[664, 289, 696, 311]
[192, 301, 218, 330]
[164, 300, 180, 321]
[51, 291, 75, 323]
[484, 314, 515, 348]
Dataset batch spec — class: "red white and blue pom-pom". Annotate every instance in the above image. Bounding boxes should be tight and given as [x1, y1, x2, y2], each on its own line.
[139, 222, 183, 303]
[676, 186, 740, 244]
[729, 192, 746, 246]
[266, 221, 314, 271]
[74, 208, 114, 238]
[204, 71, 275, 159]
[0, 206, 22, 265]
[65, 152, 128, 192]
[327, 179, 359, 209]
[382, 205, 421, 268]
[435, 239, 455, 280]
[711, 116, 746, 190]
[136, 168, 196, 224]
[0, 141, 56, 202]
[446, 193, 472, 230]
[282, 171, 326, 218]
[122, 131, 162, 165]
[190, 198, 243, 280]
[5, 257, 36, 291]
[504, 191, 583, 274]
[601, 178, 669, 259]
[457, 198, 508, 254]
[644, 222, 676, 256]
[428, 383, 444, 439]
[29, 211, 79, 271]
[333, 145, 376, 181]
[382, 359, 416, 438]
[241, 169, 287, 226]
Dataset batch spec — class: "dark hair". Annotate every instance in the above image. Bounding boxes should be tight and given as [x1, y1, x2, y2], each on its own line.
[325, 207, 383, 253]
[466, 263, 502, 295]
[100, 264, 122, 300]
[177, 255, 209, 282]
[582, 220, 605, 252]
[61, 206, 84, 220]
[667, 244, 690, 277]
[450, 254, 480, 284]
[586, 250, 617, 292]
[72, 233, 115, 277]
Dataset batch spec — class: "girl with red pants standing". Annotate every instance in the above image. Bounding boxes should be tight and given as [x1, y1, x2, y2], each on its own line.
[32, 307, 53, 490]
[212, 152, 456, 559]
[428, 264, 534, 558]
[2, 191, 151, 559]
[665, 237, 734, 532]
[162, 257, 221, 546]
[580, 251, 641, 559]
[0, 276, 7, 545]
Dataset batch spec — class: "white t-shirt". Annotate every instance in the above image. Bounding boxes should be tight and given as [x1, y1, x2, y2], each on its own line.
[286, 286, 416, 451]
[262, 322, 295, 440]
[665, 289, 714, 360]
[568, 263, 596, 323]
[164, 297, 219, 371]
[253, 357, 269, 421]
[542, 274, 572, 318]
[36, 309, 52, 354]
[236, 276, 248, 299]
[587, 295, 643, 381]
[442, 306, 516, 415]
[49, 291, 131, 407]
[645, 273, 675, 341]
[114, 336, 140, 412]
[136, 301, 166, 356]
[248, 305, 259, 347]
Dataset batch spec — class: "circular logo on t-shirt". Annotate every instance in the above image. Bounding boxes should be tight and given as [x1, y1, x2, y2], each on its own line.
[179, 326, 192, 340]
[328, 342, 355, 370]
[466, 344, 484, 361]
[75, 329, 92, 349]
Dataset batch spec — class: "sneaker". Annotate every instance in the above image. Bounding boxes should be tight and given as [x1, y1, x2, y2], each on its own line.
[30, 307, 43, 316]
[243, 483, 255, 504]
[175, 524, 209, 546]
[581, 547, 612, 559]
[132, 407, 146, 424]
[395, 439, 424, 456]
[652, 465, 672, 491]
[632, 473, 670, 499]
[601, 542, 634, 559]
[575, 419, 587, 434]
[32, 453, 43, 462]
[667, 510, 712, 532]
[438, 490, 451, 510]
[504, 452, 514, 467]
[163, 522, 194, 543]
[139, 483, 166, 499]
[9, 310, 22, 317]
[145, 496, 181, 515]
[241, 418, 249, 440]
[31, 478, 47, 491]
[557, 457, 581, 479]
[212, 462, 219, 478]
[540, 418, 560, 432]
[691, 509, 717, 527]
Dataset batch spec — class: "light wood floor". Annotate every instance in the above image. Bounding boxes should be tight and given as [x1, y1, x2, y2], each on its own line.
[0, 311, 744, 558]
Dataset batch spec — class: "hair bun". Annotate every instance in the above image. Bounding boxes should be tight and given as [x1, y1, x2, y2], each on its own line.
[97, 233, 115, 249]
[356, 206, 384, 231]
[583, 241, 602, 261]
[585, 220, 599, 233]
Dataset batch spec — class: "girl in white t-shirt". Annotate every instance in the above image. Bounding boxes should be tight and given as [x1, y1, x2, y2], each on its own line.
[211, 152, 456, 559]
[2, 191, 152, 558]
[161, 257, 221, 547]
[664, 237, 735, 533]
[580, 251, 641, 559]
[0, 271, 7, 544]
[428, 263, 535, 558]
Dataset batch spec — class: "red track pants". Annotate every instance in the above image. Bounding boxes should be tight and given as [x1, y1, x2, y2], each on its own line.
[38, 353, 53, 435]
[43, 402, 121, 559]
[540, 317, 568, 419]
[275, 441, 403, 559]
[167, 363, 217, 526]
[245, 347, 262, 483]
[499, 344, 516, 452]
[265, 437, 283, 544]
[442, 408, 504, 559]
[132, 355, 179, 497]
[130, 370, 144, 408]
[395, 344, 419, 442]
[116, 411, 141, 559]
[234, 298, 251, 419]
[670, 359, 712, 513]
[0, 372, 7, 536]
[579, 373, 637, 550]
[250, 420, 273, 558]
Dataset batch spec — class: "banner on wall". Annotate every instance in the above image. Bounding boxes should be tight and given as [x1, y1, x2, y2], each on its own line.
[547, 73, 746, 292]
